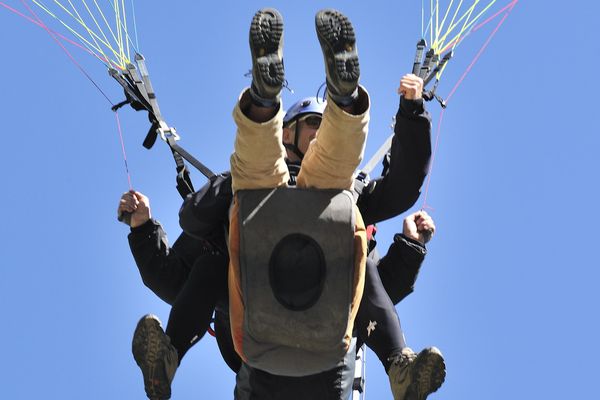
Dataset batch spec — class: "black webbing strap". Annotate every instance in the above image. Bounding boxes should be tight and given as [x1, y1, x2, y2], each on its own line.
[411, 39, 452, 109]
[110, 53, 216, 198]
[412, 39, 427, 75]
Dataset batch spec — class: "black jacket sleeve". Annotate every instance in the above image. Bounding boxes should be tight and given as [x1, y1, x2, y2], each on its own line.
[358, 98, 432, 225]
[178, 172, 233, 252]
[377, 233, 427, 305]
[128, 218, 217, 305]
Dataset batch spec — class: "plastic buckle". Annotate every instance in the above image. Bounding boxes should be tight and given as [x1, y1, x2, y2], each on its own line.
[157, 120, 180, 142]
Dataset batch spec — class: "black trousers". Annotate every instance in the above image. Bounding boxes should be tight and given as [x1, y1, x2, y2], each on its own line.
[164, 253, 230, 364]
[355, 257, 406, 369]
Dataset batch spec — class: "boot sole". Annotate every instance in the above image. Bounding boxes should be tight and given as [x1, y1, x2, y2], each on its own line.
[406, 347, 446, 400]
[249, 8, 284, 94]
[132, 315, 172, 400]
[315, 9, 360, 96]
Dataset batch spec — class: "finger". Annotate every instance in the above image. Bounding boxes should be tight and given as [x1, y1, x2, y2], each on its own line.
[421, 217, 434, 228]
[399, 84, 420, 96]
[418, 224, 434, 234]
[134, 191, 149, 204]
[123, 192, 138, 203]
[401, 81, 420, 90]
[119, 197, 134, 208]
[416, 214, 431, 226]
[404, 213, 418, 225]
[121, 202, 137, 212]
[401, 74, 421, 84]
[421, 229, 434, 243]
[421, 212, 434, 225]
[418, 221, 435, 235]
[118, 203, 135, 214]
[400, 76, 418, 85]
[413, 211, 425, 223]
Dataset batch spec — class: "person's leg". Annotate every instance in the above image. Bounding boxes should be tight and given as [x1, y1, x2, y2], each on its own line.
[356, 258, 446, 400]
[355, 258, 406, 367]
[132, 315, 178, 400]
[165, 253, 229, 360]
[230, 91, 288, 192]
[230, 8, 288, 193]
[213, 307, 242, 373]
[132, 253, 228, 399]
[355, 257, 446, 400]
[297, 9, 369, 191]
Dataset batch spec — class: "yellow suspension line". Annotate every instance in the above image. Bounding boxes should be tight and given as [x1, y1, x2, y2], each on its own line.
[430, 0, 434, 46]
[79, 0, 117, 63]
[440, 0, 498, 53]
[435, 0, 440, 50]
[32, 0, 111, 64]
[120, 0, 130, 64]
[436, 0, 498, 79]
[64, 0, 113, 65]
[114, 0, 125, 68]
[105, 0, 136, 65]
[435, 0, 457, 52]
[434, 0, 480, 50]
[91, 0, 122, 57]
[440, 0, 466, 51]
[38, 0, 121, 66]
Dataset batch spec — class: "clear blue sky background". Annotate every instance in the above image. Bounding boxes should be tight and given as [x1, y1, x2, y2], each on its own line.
[1, 1, 598, 399]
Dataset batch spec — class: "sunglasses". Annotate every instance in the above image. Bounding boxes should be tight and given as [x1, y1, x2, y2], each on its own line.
[297, 114, 322, 129]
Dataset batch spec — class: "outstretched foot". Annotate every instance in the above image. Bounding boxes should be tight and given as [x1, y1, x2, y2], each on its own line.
[388, 347, 446, 400]
[315, 9, 360, 105]
[249, 8, 285, 106]
[132, 314, 179, 400]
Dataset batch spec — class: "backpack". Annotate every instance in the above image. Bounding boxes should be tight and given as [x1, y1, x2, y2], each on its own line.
[228, 187, 367, 376]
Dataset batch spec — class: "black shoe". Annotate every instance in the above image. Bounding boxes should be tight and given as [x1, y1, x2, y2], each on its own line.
[315, 9, 360, 105]
[249, 8, 284, 106]
[132, 315, 179, 400]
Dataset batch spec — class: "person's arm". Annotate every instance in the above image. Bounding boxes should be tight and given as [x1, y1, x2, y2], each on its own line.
[127, 220, 218, 305]
[119, 190, 215, 305]
[378, 211, 435, 304]
[358, 74, 432, 225]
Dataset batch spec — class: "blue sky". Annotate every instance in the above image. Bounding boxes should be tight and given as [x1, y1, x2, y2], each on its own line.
[1, 1, 598, 399]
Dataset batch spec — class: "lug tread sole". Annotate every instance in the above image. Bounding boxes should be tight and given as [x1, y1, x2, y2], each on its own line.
[315, 9, 360, 92]
[132, 315, 172, 400]
[250, 8, 284, 90]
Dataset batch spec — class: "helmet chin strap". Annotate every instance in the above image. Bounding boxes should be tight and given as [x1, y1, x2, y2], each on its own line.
[283, 121, 305, 161]
[284, 143, 305, 161]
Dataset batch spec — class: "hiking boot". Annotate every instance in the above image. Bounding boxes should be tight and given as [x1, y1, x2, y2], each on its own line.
[249, 8, 284, 107]
[132, 314, 179, 400]
[315, 9, 360, 105]
[387, 347, 446, 400]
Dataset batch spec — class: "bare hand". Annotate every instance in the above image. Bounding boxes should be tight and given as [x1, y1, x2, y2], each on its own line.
[402, 211, 435, 244]
[118, 190, 151, 228]
[397, 74, 424, 100]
